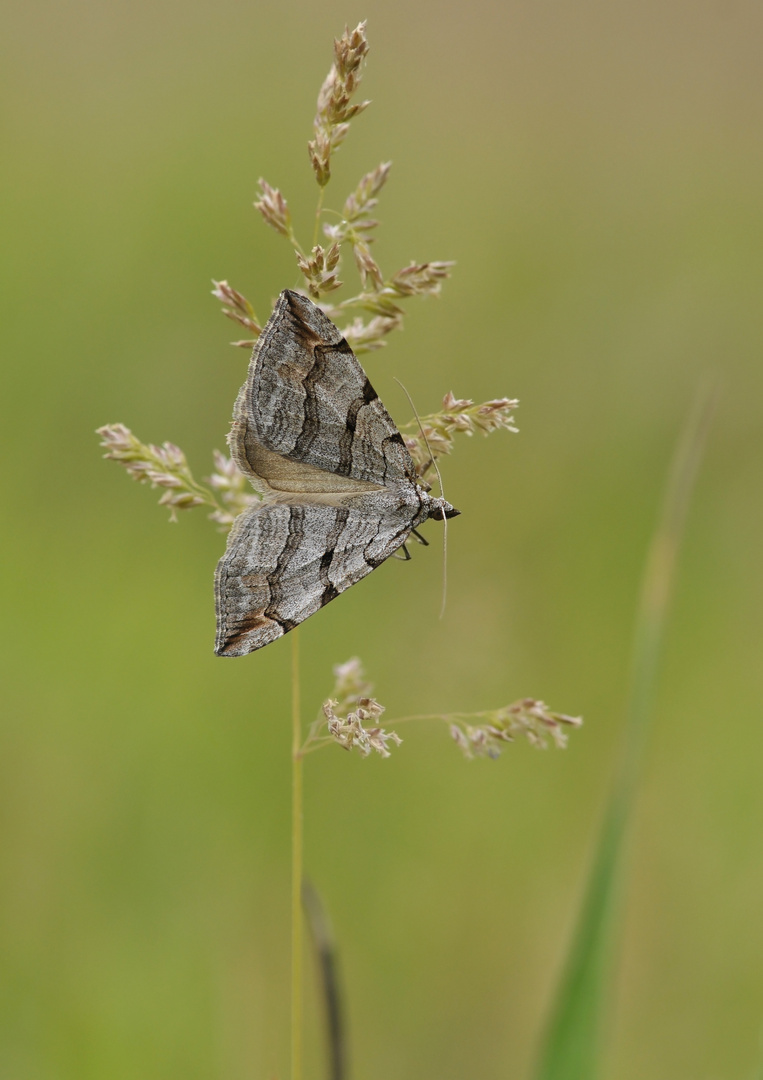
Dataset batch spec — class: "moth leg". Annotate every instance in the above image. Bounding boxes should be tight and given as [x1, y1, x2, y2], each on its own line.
[393, 543, 412, 561]
[411, 528, 429, 546]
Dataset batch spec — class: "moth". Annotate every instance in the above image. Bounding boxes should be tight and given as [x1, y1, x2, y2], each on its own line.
[214, 289, 459, 657]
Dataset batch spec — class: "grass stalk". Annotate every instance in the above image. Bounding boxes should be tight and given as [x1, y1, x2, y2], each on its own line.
[313, 188, 326, 249]
[534, 379, 718, 1080]
[291, 628, 303, 1080]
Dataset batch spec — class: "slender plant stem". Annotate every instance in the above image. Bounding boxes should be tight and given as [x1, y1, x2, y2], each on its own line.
[291, 628, 303, 1080]
[313, 188, 326, 249]
[287, 227, 306, 258]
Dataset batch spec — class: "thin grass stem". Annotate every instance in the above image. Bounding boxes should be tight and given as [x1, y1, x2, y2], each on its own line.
[313, 189, 326, 249]
[291, 628, 303, 1080]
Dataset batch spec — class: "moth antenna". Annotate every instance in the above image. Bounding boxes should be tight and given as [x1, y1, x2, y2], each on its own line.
[392, 378, 445, 499]
[393, 377, 449, 619]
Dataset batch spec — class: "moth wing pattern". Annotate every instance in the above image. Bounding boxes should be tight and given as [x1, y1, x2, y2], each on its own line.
[214, 499, 414, 656]
[230, 290, 418, 490]
[213, 289, 458, 658]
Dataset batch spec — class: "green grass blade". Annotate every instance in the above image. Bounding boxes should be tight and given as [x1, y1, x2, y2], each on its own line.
[302, 881, 347, 1080]
[752, 1029, 763, 1080]
[533, 381, 718, 1080]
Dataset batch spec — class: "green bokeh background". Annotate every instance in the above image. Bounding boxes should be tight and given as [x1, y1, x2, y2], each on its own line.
[2, 1, 762, 1077]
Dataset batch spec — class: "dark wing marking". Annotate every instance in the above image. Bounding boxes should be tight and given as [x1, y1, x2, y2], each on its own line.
[214, 498, 415, 656]
[231, 290, 417, 488]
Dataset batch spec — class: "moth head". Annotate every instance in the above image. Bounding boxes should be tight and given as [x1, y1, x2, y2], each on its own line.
[429, 497, 460, 521]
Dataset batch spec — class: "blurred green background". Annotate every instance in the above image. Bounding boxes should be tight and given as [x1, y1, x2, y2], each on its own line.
[2, 0, 762, 1077]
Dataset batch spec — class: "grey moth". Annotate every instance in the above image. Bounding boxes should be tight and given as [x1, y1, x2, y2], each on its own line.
[214, 289, 458, 656]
